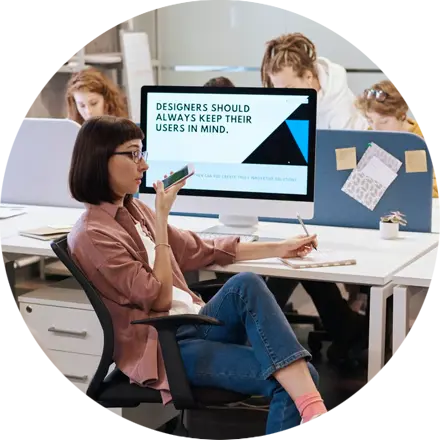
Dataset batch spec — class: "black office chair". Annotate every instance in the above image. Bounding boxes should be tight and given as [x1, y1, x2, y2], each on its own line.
[50, 236, 250, 437]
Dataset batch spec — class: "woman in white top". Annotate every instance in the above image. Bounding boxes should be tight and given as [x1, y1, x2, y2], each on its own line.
[260, 33, 368, 130]
[260, 33, 369, 366]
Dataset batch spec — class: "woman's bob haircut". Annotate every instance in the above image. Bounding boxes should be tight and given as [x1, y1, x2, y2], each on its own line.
[69, 116, 144, 205]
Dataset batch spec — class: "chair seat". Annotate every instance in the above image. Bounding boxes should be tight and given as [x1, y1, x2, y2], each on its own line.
[95, 369, 248, 408]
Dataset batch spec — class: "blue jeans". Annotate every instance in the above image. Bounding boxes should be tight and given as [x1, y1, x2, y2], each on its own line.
[177, 272, 318, 434]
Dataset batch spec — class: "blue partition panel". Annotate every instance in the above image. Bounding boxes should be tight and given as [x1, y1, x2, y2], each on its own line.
[170, 129, 433, 233]
[262, 130, 433, 233]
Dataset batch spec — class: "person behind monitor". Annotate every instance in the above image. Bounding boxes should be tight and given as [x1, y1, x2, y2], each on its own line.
[202, 72, 369, 365]
[356, 81, 440, 197]
[67, 115, 328, 431]
[65, 67, 128, 125]
[204, 76, 236, 87]
[261, 32, 368, 130]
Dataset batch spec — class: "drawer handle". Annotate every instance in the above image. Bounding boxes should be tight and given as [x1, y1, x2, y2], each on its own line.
[65, 374, 88, 382]
[48, 327, 87, 338]
[72, 419, 90, 427]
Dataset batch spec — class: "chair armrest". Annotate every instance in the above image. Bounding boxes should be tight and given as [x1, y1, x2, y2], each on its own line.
[130, 314, 223, 410]
[131, 313, 222, 329]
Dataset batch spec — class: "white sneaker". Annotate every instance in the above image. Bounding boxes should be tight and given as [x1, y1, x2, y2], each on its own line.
[301, 411, 343, 440]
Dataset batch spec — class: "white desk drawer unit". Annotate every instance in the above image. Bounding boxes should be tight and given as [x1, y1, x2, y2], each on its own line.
[19, 279, 177, 440]
[21, 302, 103, 355]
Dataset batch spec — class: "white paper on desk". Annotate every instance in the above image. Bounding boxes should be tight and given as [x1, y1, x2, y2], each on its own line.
[238, 250, 356, 268]
[0, 207, 26, 219]
[362, 156, 398, 187]
[341, 143, 402, 211]
[279, 250, 356, 269]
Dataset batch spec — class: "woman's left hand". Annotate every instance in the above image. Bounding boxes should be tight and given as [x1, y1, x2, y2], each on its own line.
[278, 235, 318, 259]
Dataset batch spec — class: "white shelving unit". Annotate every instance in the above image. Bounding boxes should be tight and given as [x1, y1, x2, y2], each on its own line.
[34, 0, 161, 115]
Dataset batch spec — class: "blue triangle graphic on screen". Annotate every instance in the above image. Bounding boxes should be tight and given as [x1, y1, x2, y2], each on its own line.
[285, 120, 309, 163]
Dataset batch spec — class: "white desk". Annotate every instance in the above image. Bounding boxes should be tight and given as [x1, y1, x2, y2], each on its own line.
[0, 205, 84, 241]
[392, 247, 438, 353]
[1, 205, 439, 381]
[0, 205, 85, 281]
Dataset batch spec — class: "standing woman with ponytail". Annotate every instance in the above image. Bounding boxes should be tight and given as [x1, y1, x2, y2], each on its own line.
[260, 33, 370, 366]
[261, 33, 368, 130]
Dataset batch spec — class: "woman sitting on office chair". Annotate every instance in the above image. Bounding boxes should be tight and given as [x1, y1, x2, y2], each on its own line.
[67, 115, 327, 432]
[355, 79, 437, 197]
[65, 67, 128, 125]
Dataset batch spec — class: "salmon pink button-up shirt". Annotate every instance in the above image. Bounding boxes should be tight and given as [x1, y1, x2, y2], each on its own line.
[67, 198, 239, 404]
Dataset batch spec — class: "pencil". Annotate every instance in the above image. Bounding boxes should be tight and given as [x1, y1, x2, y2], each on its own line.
[296, 214, 318, 251]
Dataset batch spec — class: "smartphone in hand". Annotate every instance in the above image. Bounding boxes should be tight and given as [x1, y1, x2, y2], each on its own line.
[162, 163, 195, 190]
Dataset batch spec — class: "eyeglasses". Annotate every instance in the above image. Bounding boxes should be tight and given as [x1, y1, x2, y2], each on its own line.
[113, 150, 148, 164]
[364, 88, 388, 102]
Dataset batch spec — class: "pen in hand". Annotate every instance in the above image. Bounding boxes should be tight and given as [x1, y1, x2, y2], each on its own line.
[296, 214, 318, 251]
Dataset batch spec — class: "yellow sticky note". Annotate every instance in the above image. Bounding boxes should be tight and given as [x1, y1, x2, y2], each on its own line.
[335, 147, 357, 171]
[405, 150, 428, 173]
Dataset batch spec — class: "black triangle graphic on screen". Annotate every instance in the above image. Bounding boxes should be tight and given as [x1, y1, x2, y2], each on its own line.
[242, 106, 309, 166]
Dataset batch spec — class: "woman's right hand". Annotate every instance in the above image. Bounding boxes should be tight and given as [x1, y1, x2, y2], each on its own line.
[153, 178, 186, 218]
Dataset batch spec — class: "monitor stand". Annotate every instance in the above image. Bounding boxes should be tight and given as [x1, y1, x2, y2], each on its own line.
[202, 214, 259, 236]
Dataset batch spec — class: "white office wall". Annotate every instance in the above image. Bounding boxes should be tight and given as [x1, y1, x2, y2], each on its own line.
[131, 0, 386, 95]
[160, 70, 260, 86]
[156, 0, 377, 69]
[157, 0, 287, 66]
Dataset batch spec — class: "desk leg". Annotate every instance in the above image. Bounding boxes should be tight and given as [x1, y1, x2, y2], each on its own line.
[368, 284, 394, 381]
[4, 260, 17, 303]
[391, 286, 410, 440]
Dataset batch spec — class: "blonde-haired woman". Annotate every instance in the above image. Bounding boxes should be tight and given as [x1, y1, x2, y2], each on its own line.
[261, 33, 368, 130]
[65, 67, 128, 125]
[356, 80, 437, 197]
[261, 33, 372, 366]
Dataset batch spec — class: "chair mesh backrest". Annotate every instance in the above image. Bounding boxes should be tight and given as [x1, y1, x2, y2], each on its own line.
[50, 236, 115, 399]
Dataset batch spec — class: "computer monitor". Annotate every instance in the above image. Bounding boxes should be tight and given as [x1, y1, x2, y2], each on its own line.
[139, 85, 317, 234]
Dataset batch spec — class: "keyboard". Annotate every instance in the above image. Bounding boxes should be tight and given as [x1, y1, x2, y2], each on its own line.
[196, 231, 259, 243]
